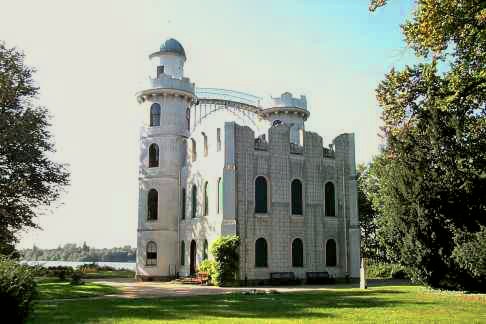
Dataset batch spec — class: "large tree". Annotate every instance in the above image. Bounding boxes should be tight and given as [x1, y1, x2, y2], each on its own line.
[357, 163, 381, 260]
[0, 42, 69, 256]
[369, 1, 486, 290]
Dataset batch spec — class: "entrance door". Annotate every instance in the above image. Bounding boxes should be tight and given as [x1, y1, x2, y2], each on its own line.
[190, 240, 197, 275]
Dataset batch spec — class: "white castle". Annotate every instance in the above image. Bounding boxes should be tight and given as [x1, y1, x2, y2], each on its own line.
[135, 38, 360, 281]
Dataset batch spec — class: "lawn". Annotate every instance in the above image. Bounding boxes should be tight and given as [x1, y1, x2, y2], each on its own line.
[28, 285, 486, 323]
[36, 279, 121, 300]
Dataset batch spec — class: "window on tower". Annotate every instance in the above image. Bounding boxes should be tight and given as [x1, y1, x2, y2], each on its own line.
[147, 189, 158, 221]
[191, 139, 197, 162]
[216, 128, 221, 152]
[325, 182, 335, 216]
[148, 143, 159, 168]
[180, 241, 185, 265]
[157, 65, 164, 78]
[291, 179, 303, 215]
[217, 177, 223, 214]
[191, 185, 197, 218]
[202, 132, 208, 157]
[203, 181, 209, 216]
[150, 103, 161, 127]
[255, 176, 268, 213]
[146, 241, 157, 266]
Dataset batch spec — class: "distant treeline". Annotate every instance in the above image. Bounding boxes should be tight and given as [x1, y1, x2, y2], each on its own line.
[20, 243, 136, 262]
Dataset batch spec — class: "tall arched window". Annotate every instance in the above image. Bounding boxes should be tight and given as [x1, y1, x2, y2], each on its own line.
[326, 239, 337, 267]
[217, 178, 223, 214]
[292, 238, 304, 267]
[191, 139, 197, 162]
[203, 240, 208, 260]
[181, 188, 186, 220]
[186, 108, 190, 131]
[203, 181, 209, 216]
[146, 241, 157, 266]
[147, 189, 158, 221]
[150, 103, 161, 127]
[255, 238, 268, 267]
[180, 241, 185, 265]
[148, 143, 159, 168]
[216, 128, 221, 152]
[325, 182, 335, 216]
[255, 176, 268, 213]
[191, 185, 197, 218]
[291, 179, 303, 215]
[202, 132, 208, 157]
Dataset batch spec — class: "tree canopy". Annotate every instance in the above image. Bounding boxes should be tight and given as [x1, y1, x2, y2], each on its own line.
[369, 0, 485, 290]
[0, 42, 69, 256]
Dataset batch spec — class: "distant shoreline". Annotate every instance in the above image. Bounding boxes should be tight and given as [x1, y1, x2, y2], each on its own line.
[21, 260, 136, 271]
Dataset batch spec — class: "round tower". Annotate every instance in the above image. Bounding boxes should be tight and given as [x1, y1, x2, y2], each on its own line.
[135, 38, 195, 280]
[260, 92, 309, 145]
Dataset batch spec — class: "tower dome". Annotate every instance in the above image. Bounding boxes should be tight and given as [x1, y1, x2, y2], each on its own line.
[159, 38, 186, 58]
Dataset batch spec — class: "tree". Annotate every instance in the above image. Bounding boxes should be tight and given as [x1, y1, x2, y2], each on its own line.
[357, 163, 381, 260]
[209, 235, 240, 286]
[369, 1, 486, 290]
[0, 42, 69, 256]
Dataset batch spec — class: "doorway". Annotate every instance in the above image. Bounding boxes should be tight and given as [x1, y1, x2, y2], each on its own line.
[190, 240, 197, 275]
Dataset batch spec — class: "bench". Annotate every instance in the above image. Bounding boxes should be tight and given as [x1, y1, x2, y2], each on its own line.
[270, 272, 296, 285]
[305, 271, 334, 284]
[195, 272, 209, 285]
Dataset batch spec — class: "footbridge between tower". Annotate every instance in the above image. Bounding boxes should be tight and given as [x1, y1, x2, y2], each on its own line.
[191, 88, 264, 129]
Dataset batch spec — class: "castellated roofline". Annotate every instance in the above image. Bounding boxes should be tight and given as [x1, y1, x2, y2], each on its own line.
[233, 122, 355, 160]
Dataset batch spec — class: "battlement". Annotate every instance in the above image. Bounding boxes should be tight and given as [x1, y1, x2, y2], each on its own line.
[264, 92, 307, 110]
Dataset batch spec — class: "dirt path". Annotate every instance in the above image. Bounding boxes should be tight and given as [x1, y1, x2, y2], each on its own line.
[39, 278, 410, 302]
[87, 278, 409, 299]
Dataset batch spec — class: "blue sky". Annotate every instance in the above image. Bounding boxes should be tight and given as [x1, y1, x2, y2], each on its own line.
[0, 0, 415, 249]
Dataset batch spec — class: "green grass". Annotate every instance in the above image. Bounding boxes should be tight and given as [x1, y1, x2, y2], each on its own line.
[36, 279, 121, 300]
[28, 285, 485, 323]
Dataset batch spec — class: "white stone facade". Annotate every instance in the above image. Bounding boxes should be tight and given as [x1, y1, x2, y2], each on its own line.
[136, 39, 360, 281]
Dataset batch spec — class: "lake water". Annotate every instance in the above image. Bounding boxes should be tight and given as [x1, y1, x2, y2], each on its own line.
[22, 260, 136, 271]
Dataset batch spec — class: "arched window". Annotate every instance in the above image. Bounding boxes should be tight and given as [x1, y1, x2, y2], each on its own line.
[148, 143, 159, 168]
[204, 181, 209, 216]
[255, 176, 268, 213]
[181, 188, 186, 220]
[191, 138, 197, 162]
[203, 240, 208, 260]
[217, 178, 223, 214]
[202, 132, 208, 157]
[291, 179, 303, 215]
[147, 189, 158, 221]
[150, 103, 161, 127]
[146, 241, 157, 266]
[186, 108, 190, 131]
[255, 238, 268, 267]
[326, 239, 337, 267]
[180, 241, 185, 265]
[292, 238, 304, 267]
[191, 185, 197, 218]
[325, 182, 335, 216]
[216, 128, 221, 152]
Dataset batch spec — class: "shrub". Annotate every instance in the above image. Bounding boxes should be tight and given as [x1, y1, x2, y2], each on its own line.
[197, 259, 217, 283]
[367, 261, 409, 279]
[47, 266, 73, 280]
[0, 256, 37, 323]
[210, 235, 240, 286]
[70, 271, 84, 285]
